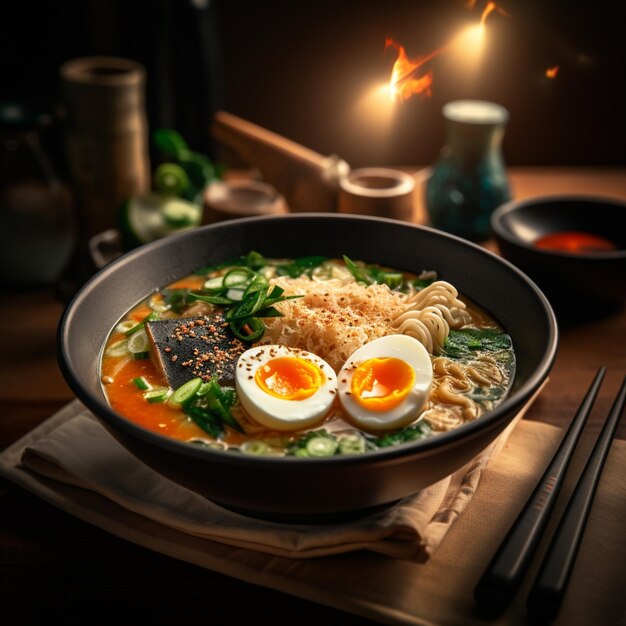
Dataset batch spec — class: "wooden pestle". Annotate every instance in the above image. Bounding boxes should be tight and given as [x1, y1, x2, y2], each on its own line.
[211, 111, 349, 213]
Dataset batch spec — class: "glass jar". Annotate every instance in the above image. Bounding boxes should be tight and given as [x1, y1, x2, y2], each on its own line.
[0, 102, 75, 288]
[426, 100, 511, 242]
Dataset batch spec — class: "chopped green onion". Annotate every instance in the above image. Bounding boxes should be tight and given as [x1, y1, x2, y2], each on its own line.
[124, 312, 159, 337]
[115, 320, 137, 334]
[203, 276, 225, 290]
[127, 329, 150, 360]
[144, 387, 170, 403]
[132, 376, 151, 390]
[201, 379, 243, 432]
[225, 288, 245, 301]
[187, 292, 232, 306]
[381, 272, 403, 290]
[226, 289, 267, 321]
[105, 339, 130, 358]
[255, 306, 283, 318]
[240, 441, 271, 456]
[306, 436, 338, 457]
[343, 255, 374, 285]
[338, 433, 366, 455]
[148, 294, 170, 312]
[230, 317, 265, 342]
[223, 267, 254, 288]
[170, 377, 203, 406]
[242, 273, 269, 297]
[186, 406, 224, 438]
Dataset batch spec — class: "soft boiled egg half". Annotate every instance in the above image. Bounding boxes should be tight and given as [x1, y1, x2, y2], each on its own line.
[338, 334, 433, 433]
[235, 345, 337, 431]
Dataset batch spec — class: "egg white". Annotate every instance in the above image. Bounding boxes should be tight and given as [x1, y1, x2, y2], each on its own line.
[235, 345, 337, 431]
[338, 334, 433, 432]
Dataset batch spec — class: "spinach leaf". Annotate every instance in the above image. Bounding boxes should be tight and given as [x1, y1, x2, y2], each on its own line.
[274, 255, 328, 278]
[443, 328, 513, 360]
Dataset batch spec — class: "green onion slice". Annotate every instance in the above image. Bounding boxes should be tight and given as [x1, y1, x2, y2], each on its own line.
[170, 377, 203, 406]
[132, 376, 151, 390]
[127, 329, 150, 360]
[240, 441, 271, 456]
[144, 387, 171, 403]
[306, 436, 338, 457]
[223, 267, 254, 288]
[230, 317, 265, 342]
[124, 312, 159, 337]
[203, 276, 225, 290]
[105, 339, 130, 358]
[338, 433, 366, 455]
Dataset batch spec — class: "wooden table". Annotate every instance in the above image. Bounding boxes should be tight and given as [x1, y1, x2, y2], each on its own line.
[1, 168, 625, 623]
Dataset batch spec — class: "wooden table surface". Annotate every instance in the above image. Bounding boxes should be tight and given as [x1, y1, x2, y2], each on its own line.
[1, 167, 625, 623]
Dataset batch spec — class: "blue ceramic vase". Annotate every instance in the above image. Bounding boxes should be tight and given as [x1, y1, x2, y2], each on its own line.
[426, 100, 511, 242]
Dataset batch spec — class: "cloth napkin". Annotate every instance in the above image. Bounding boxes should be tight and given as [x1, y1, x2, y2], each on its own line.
[2, 390, 624, 625]
[5, 398, 529, 562]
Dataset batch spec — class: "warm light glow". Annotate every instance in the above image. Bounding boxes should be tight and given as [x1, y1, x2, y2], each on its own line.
[454, 23, 487, 56]
[384, 1, 510, 103]
[546, 65, 559, 78]
[385, 38, 436, 102]
[480, 1, 499, 26]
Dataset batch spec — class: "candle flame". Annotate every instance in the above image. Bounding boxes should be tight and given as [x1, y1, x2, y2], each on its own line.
[546, 65, 559, 78]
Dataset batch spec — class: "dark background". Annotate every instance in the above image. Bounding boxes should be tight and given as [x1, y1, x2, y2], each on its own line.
[2, 0, 624, 169]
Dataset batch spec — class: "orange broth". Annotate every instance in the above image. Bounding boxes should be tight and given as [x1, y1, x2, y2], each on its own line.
[101, 348, 206, 439]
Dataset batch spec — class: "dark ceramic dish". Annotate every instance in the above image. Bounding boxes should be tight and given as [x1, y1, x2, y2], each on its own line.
[58, 214, 558, 520]
[491, 196, 626, 318]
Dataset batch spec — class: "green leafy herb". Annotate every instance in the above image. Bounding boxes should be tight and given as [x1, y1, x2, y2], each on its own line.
[274, 255, 328, 278]
[343, 255, 405, 290]
[413, 277, 435, 290]
[443, 329, 513, 361]
[161, 288, 192, 314]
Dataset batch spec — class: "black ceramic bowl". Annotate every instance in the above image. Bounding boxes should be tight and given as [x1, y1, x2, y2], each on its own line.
[491, 195, 626, 317]
[58, 214, 557, 520]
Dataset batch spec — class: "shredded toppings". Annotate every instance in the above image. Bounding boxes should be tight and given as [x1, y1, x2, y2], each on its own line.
[262, 277, 409, 371]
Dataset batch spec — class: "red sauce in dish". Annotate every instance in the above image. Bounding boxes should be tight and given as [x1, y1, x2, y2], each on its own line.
[534, 231, 617, 253]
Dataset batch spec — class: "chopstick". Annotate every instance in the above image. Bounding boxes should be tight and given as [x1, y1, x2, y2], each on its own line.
[526, 374, 626, 623]
[474, 366, 607, 615]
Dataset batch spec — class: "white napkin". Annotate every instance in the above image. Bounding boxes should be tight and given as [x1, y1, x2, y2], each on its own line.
[14, 398, 527, 562]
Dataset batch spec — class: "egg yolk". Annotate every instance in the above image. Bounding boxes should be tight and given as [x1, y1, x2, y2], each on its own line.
[255, 356, 324, 401]
[351, 357, 415, 411]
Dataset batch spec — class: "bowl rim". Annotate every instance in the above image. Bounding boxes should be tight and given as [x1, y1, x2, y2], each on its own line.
[58, 213, 559, 468]
[491, 194, 626, 260]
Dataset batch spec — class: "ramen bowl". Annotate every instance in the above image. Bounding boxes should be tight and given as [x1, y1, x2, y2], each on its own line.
[491, 195, 626, 320]
[58, 214, 557, 520]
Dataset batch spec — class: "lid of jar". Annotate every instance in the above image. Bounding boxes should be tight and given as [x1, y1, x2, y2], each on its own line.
[0, 101, 52, 130]
[442, 100, 509, 125]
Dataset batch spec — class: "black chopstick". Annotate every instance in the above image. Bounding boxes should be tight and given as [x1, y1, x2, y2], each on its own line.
[526, 374, 626, 623]
[474, 366, 606, 615]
